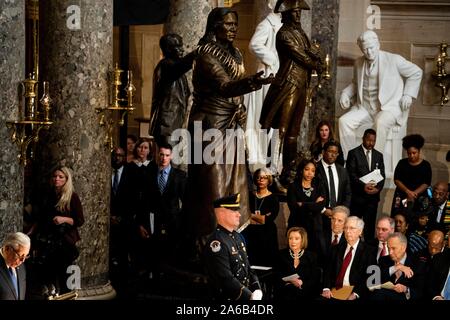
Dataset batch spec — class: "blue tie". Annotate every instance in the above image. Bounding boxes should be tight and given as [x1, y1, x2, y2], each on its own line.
[158, 170, 166, 194]
[8, 267, 18, 298]
[112, 170, 119, 194]
[443, 270, 450, 300]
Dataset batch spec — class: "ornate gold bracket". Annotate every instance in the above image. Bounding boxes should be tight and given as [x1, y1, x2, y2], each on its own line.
[306, 41, 332, 108]
[6, 75, 53, 165]
[96, 63, 136, 150]
[432, 42, 450, 106]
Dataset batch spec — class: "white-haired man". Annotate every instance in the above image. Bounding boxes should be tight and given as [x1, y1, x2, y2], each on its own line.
[0, 232, 31, 300]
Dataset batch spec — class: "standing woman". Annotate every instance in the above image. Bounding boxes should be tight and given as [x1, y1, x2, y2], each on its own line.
[392, 134, 432, 214]
[37, 166, 84, 293]
[287, 159, 326, 254]
[309, 120, 344, 166]
[242, 168, 279, 267]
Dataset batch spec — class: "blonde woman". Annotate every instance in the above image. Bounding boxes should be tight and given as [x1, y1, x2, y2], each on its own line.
[36, 166, 84, 294]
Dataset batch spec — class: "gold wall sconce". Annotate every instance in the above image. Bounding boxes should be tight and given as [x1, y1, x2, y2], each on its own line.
[96, 63, 136, 150]
[6, 74, 53, 165]
[307, 42, 331, 108]
[432, 42, 450, 106]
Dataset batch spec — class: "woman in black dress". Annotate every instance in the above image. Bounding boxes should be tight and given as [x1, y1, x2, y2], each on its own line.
[274, 227, 320, 300]
[287, 159, 327, 254]
[392, 134, 432, 215]
[242, 168, 279, 267]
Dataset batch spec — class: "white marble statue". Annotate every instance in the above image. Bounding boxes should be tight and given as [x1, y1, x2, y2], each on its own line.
[338, 30, 423, 167]
[244, 0, 282, 173]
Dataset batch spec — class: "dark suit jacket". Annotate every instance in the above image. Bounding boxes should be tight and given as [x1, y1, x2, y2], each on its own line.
[378, 253, 427, 300]
[110, 164, 130, 220]
[0, 256, 26, 300]
[316, 161, 352, 208]
[323, 240, 376, 298]
[320, 230, 347, 267]
[428, 200, 450, 233]
[138, 165, 187, 237]
[426, 249, 450, 299]
[346, 145, 385, 202]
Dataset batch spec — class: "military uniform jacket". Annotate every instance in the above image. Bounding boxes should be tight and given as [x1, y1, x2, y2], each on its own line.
[204, 225, 261, 300]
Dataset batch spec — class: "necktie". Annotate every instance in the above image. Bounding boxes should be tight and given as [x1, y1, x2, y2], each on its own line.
[442, 271, 450, 300]
[112, 170, 119, 194]
[335, 246, 353, 289]
[332, 234, 339, 246]
[366, 150, 371, 169]
[8, 267, 18, 298]
[328, 166, 337, 208]
[158, 170, 166, 194]
[379, 242, 387, 259]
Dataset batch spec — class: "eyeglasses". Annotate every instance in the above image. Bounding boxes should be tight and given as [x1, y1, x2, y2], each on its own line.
[256, 176, 269, 180]
[9, 246, 30, 262]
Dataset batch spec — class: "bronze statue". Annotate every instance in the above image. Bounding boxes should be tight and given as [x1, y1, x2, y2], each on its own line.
[185, 7, 274, 237]
[149, 33, 196, 147]
[259, 0, 323, 190]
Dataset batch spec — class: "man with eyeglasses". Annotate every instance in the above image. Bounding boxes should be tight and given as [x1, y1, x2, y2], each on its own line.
[0, 232, 31, 300]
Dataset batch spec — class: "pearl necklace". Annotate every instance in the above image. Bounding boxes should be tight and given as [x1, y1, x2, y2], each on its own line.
[289, 249, 304, 259]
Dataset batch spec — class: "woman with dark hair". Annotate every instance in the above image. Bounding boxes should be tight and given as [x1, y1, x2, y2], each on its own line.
[274, 227, 320, 300]
[185, 7, 274, 237]
[392, 134, 432, 214]
[309, 120, 344, 166]
[126, 134, 138, 163]
[242, 168, 279, 267]
[287, 158, 327, 253]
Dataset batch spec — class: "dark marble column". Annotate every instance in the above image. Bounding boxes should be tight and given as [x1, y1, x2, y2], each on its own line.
[310, 0, 340, 143]
[164, 0, 213, 53]
[0, 0, 25, 234]
[39, 0, 114, 298]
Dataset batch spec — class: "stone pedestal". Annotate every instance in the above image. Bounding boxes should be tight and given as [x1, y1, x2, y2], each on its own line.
[0, 0, 25, 235]
[39, 0, 114, 297]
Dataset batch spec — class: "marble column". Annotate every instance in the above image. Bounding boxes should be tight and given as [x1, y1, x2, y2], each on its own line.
[310, 0, 340, 142]
[39, 0, 114, 298]
[164, 0, 213, 53]
[0, 0, 25, 235]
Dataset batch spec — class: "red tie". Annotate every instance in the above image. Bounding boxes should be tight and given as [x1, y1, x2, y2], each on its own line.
[379, 242, 387, 258]
[332, 234, 339, 246]
[335, 246, 353, 289]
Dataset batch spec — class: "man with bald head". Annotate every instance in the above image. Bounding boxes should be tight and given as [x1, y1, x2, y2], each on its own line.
[428, 230, 445, 257]
[429, 181, 450, 235]
[338, 30, 423, 159]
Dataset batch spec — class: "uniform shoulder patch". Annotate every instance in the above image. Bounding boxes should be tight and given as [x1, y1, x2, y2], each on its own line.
[210, 240, 221, 253]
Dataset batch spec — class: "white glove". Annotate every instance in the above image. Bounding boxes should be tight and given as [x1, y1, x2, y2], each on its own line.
[250, 289, 263, 300]
[340, 94, 351, 110]
[400, 94, 413, 111]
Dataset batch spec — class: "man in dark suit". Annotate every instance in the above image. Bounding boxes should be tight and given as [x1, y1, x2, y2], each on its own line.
[322, 216, 376, 300]
[0, 232, 30, 300]
[427, 237, 450, 300]
[374, 232, 427, 300]
[346, 129, 385, 239]
[137, 143, 187, 273]
[366, 215, 394, 263]
[429, 181, 450, 235]
[316, 141, 352, 232]
[318, 205, 349, 268]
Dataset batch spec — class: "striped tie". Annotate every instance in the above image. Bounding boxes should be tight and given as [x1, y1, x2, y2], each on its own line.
[158, 170, 166, 194]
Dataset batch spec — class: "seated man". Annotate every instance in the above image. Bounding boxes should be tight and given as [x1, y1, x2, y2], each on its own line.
[203, 193, 263, 300]
[338, 30, 423, 160]
[374, 232, 427, 300]
[321, 216, 376, 300]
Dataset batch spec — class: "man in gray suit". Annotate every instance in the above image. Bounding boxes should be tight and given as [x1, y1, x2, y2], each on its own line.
[0, 232, 30, 300]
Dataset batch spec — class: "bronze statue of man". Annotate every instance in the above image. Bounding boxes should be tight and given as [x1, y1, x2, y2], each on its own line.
[149, 33, 196, 147]
[259, 0, 323, 189]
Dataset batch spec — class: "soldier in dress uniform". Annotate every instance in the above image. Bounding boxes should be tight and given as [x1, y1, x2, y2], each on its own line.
[204, 193, 263, 300]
